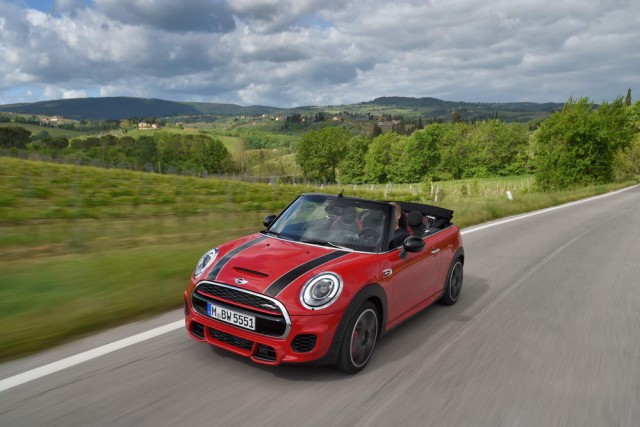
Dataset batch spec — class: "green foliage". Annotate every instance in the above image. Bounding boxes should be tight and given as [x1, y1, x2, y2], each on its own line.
[42, 136, 69, 150]
[338, 136, 370, 183]
[21, 131, 233, 175]
[394, 126, 443, 182]
[364, 132, 401, 183]
[533, 97, 634, 190]
[613, 101, 640, 179]
[296, 127, 350, 183]
[240, 129, 298, 149]
[430, 122, 468, 180]
[0, 126, 31, 149]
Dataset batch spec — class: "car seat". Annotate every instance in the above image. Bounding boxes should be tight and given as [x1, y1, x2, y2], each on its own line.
[406, 211, 427, 237]
[331, 206, 361, 234]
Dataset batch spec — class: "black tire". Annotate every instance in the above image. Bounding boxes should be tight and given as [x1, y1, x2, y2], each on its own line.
[335, 301, 379, 374]
[440, 257, 463, 306]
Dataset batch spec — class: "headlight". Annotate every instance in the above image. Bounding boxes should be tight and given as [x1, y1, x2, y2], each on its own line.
[301, 272, 343, 310]
[193, 248, 219, 278]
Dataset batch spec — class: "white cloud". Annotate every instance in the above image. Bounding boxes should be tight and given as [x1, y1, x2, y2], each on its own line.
[62, 89, 88, 99]
[0, 0, 638, 106]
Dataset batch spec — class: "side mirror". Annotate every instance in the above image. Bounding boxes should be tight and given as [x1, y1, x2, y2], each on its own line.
[402, 236, 425, 253]
[263, 214, 277, 228]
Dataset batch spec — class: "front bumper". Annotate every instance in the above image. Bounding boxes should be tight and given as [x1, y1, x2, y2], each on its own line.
[184, 291, 343, 365]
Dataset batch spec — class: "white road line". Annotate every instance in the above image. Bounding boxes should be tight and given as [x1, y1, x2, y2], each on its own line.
[0, 321, 183, 393]
[1, 183, 638, 393]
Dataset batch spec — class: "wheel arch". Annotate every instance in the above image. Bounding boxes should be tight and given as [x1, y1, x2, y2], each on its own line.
[310, 283, 388, 367]
[336, 283, 388, 341]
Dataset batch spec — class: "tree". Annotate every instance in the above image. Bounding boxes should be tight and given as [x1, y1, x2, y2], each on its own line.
[370, 123, 382, 138]
[296, 127, 350, 183]
[338, 136, 370, 183]
[42, 136, 69, 150]
[393, 126, 443, 182]
[432, 123, 469, 180]
[625, 88, 632, 106]
[202, 137, 232, 174]
[533, 97, 633, 190]
[364, 132, 402, 183]
[133, 136, 158, 168]
[0, 126, 31, 149]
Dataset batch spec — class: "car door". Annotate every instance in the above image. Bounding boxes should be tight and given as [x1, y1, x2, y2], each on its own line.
[384, 233, 446, 323]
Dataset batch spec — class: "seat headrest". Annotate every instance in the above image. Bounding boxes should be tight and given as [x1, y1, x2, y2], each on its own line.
[342, 206, 356, 222]
[406, 211, 423, 227]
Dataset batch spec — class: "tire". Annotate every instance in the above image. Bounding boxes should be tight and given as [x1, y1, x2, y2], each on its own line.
[440, 257, 463, 306]
[335, 301, 379, 374]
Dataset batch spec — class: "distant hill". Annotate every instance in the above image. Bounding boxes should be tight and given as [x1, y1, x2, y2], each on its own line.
[354, 96, 564, 121]
[363, 96, 563, 111]
[0, 96, 563, 122]
[0, 97, 284, 120]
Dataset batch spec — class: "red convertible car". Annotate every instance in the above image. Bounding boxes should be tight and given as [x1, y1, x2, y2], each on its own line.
[184, 193, 464, 373]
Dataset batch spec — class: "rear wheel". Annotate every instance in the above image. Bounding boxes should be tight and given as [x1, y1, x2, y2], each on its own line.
[440, 258, 463, 305]
[335, 301, 379, 374]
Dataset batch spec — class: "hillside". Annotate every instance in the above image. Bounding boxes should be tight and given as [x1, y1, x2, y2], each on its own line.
[0, 96, 564, 122]
[342, 96, 564, 121]
[0, 97, 284, 120]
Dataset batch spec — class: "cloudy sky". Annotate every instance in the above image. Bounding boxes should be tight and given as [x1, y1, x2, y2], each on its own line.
[0, 0, 638, 107]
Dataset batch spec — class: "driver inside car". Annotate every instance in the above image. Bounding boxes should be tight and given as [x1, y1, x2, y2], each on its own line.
[389, 202, 410, 248]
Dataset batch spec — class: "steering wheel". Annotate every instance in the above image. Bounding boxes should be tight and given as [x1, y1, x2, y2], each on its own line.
[358, 228, 381, 245]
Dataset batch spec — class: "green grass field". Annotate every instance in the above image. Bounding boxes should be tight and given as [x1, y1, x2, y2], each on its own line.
[0, 156, 637, 361]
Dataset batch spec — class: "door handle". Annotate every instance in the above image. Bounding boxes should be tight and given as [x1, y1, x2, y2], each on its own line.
[431, 248, 441, 254]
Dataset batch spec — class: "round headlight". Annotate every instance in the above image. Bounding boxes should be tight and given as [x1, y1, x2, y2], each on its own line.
[301, 272, 343, 309]
[193, 248, 218, 278]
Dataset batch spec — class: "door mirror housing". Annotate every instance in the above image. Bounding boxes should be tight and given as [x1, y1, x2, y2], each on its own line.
[263, 214, 277, 228]
[402, 236, 425, 253]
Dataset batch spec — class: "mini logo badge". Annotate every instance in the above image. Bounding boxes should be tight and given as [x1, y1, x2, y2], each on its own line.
[260, 303, 278, 310]
[235, 278, 249, 285]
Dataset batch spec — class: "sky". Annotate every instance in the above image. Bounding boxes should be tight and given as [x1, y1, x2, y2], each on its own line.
[0, 0, 638, 107]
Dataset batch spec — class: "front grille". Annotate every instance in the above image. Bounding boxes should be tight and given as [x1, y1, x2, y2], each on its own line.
[208, 327, 253, 351]
[192, 282, 289, 338]
[190, 322, 205, 340]
[254, 344, 277, 362]
[291, 334, 317, 353]
[196, 282, 282, 315]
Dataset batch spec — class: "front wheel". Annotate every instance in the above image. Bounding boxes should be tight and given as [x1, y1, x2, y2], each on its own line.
[335, 301, 379, 374]
[440, 258, 463, 305]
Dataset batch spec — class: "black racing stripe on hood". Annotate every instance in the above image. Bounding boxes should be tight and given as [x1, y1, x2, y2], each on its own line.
[207, 236, 267, 281]
[263, 250, 350, 297]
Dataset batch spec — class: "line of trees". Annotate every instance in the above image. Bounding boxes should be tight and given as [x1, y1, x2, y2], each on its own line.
[296, 120, 531, 184]
[296, 96, 640, 189]
[1, 130, 233, 175]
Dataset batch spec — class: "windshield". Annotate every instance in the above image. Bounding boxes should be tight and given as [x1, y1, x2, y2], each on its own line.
[266, 195, 389, 253]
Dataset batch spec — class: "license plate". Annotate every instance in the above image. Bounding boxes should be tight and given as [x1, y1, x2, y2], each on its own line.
[208, 303, 255, 331]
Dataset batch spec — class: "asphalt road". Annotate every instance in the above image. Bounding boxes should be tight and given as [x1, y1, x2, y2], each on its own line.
[2, 186, 640, 427]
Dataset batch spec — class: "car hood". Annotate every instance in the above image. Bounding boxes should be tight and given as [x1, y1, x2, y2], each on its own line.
[205, 234, 353, 297]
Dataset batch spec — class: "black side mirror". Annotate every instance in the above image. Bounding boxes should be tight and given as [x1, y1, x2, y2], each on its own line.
[402, 236, 425, 253]
[263, 214, 277, 228]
